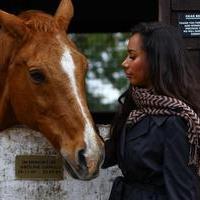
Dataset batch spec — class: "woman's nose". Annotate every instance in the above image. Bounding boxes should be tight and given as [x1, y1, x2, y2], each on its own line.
[121, 58, 128, 68]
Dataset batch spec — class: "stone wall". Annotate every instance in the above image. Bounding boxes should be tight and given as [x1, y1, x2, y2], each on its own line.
[0, 127, 120, 200]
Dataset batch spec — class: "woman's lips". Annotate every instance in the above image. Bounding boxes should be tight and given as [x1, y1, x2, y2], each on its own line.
[125, 73, 132, 79]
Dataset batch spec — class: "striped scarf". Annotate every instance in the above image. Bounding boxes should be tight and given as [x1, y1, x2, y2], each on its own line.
[127, 86, 200, 175]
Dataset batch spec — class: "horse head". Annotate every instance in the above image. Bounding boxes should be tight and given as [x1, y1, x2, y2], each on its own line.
[0, 0, 104, 180]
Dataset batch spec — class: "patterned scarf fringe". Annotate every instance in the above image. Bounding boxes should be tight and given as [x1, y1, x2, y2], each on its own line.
[127, 86, 200, 176]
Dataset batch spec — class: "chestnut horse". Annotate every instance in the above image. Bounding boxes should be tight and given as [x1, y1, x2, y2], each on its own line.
[0, 0, 104, 180]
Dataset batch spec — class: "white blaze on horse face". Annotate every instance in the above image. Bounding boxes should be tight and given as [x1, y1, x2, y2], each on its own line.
[60, 45, 98, 157]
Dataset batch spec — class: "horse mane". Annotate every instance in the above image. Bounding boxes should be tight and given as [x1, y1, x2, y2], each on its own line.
[19, 10, 59, 33]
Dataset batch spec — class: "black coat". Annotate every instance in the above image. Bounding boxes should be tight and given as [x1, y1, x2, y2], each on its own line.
[103, 115, 200, 200]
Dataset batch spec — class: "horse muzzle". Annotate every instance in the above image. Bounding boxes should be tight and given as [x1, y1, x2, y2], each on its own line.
[61, 147, 104, 180]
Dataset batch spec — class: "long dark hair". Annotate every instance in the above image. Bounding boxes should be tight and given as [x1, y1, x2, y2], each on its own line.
[111, 22, 200, 140]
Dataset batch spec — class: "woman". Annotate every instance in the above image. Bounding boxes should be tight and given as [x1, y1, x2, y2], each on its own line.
[102, 22, 200, 200]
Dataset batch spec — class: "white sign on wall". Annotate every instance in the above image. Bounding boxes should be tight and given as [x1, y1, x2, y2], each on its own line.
[178, 13, 200, 37]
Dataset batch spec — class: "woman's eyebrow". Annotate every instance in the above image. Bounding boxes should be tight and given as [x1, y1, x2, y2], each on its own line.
[128, 49, 142, 54]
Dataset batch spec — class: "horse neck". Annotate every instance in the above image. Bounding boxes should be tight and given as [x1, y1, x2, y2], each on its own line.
[0, 30, 18, 129]
[0, 30, 16, 92]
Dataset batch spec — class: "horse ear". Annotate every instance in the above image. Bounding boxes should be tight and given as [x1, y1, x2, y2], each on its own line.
[0, 10, 28, 39]
[54, 0, 74, 31]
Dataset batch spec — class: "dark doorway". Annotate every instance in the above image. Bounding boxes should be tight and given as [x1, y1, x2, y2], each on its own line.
[0, 0, 158, 33]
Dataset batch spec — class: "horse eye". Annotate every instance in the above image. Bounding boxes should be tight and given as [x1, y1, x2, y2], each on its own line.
[29, 69, 46, 84]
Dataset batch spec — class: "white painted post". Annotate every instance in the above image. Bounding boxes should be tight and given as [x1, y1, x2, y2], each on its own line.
[0, 126, 120, 200]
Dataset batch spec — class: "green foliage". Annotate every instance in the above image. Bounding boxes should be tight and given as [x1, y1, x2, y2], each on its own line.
[70, 33, 129, 111]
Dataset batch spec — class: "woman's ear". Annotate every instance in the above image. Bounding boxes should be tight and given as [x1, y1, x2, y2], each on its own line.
[0, 10, 29, 39]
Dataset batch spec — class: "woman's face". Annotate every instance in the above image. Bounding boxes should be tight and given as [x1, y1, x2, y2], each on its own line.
[122, 33, 151, 88]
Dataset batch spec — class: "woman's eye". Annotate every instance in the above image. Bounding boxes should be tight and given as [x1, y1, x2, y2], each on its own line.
[29, 69, 46, 84]
[129, 55, 136, 60]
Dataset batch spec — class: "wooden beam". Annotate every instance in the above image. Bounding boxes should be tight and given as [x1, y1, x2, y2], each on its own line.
[159, 0, 171, 23]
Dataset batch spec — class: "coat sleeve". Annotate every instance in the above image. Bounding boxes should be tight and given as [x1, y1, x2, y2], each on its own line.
[101, 139, 117, 168]
[163, 116, 200, 200]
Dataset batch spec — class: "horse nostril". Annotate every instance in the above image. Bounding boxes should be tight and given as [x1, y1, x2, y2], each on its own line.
[78, 149, 87, 169]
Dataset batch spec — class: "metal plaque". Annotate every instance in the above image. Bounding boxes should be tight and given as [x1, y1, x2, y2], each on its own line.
[15, 155, 64, 180]
[178, 12, 200, 37]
